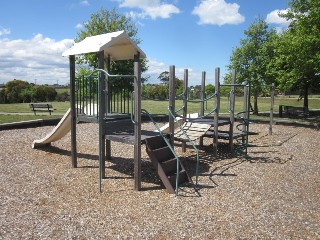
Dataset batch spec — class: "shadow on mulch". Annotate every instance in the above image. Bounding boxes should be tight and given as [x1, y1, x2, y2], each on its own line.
[35, 133, 295, 195]
[35, 145, 163, 187]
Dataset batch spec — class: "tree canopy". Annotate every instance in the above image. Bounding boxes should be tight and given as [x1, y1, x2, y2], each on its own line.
[270, 0, 320, 108]
[227, 19, 277, 114]
[75, 8, 148, 78]
[0, 80, 57, 103]
[227, 0, 320, 112]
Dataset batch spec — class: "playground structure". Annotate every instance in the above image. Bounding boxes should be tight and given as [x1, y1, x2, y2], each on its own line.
[168, 66, 253, 155]
[32, 31, 262, 195]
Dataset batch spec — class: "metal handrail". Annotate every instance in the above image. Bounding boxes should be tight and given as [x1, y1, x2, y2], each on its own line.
[175, 92, 219, 120]
[168, 106, 201, 190]
[141, 109, 182, 196]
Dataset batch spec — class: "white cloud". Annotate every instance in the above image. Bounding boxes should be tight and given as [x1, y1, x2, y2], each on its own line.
[119, 0, 180, 20]
[80, 0, 90, 6]
[75, 23, 83, 29]
[266, 9, 291, 33]
[0, 34, 74, 84]
[0, 26, 11, 36]
[266, 9, 291, 25]
[192, 0, 245, 26]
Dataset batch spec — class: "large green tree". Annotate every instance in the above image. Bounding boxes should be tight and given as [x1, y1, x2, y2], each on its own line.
[75, 8, 148, 77]
[3, 80, 31, 103]
[227, 19, 277, 114]
[270, 0, 320, 109]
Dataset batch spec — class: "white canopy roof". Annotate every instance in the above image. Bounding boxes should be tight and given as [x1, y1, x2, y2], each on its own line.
[62, 31, 146, 60]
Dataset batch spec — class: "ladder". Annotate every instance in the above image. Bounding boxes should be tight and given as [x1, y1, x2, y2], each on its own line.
[145, 135, 192, 194]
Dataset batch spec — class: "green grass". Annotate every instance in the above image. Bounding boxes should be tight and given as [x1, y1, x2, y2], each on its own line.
[0, 96, 319, 124]
[0, 115, 60, 124]
[0, 102, 70, 113]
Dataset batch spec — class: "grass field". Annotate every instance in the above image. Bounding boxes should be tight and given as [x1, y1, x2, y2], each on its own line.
[0, 96, 319, 124]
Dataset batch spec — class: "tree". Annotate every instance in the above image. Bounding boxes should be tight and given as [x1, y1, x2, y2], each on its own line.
[4, 80, 31, 103]
[205, 84, 215, 96]
[158, 71, 169, 84]
[33, 85, 57, 102]
[21, 86, 35, 103]
[75, 7, 148, 77]
[228, 19, 277, 114]
[270, 0, 320, 109]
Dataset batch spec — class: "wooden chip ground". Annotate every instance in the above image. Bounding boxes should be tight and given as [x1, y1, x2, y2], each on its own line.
[1, 122, 319, 239]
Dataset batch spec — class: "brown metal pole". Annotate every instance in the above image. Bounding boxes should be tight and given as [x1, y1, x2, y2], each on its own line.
[269, 83, 275, 135]
[69, 55, 77, 168]
[229, 70, 236, 152]
[98, 51, 106, 182]
[169, 65, 176, 147]
[199, 71, 206, 147]
[134, 53, 142, 191]
[213, 68, 220, 157]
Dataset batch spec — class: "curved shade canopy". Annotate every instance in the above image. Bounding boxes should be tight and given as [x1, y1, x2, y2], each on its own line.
[62, 31, 146, 60]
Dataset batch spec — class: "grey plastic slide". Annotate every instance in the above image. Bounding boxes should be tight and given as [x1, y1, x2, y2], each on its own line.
[32, 108, 71, 148]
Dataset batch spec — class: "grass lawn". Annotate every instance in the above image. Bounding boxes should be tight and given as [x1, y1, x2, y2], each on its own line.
[0, 115, 60, 124]
[0, 96, 319, 124]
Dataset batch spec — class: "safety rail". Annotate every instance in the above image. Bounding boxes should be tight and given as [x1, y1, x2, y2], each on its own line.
[76, 69, 136, 121]
[83, 69, 137, 194]
[175, 92, 219, 120]
[235, 111, 251, 155]
[76, 74, 99, 117]
[168, 106, 201, 190]
[141, 109, 183, 195]
[234, 81, 253, 157]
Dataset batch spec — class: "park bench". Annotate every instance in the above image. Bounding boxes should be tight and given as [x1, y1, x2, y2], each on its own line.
[279, 105, 308, 118]
[29, 103, 54, 115]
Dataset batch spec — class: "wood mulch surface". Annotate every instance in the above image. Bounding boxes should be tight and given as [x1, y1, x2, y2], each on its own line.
[1, 122, 319, 239]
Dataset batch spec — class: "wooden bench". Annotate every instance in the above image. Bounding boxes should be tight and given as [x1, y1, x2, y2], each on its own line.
[29, 103, 54, 115]
[279, 105, 308, 118]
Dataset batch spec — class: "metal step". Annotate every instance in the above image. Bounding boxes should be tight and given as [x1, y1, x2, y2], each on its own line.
[167, 169, 188, 187]
[145, 135, 191, 194]
[152, 146, 175, 163]
[161, 158, 180, 175]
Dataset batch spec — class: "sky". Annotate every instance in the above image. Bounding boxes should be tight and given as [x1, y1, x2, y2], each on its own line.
[0, 0, 291, 86]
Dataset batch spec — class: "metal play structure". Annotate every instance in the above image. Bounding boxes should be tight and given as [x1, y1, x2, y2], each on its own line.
[167, 66, 253, 156]
[33, 31, 255, 195]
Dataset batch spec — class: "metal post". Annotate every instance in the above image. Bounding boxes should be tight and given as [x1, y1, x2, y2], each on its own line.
[229, 70, 236, 152]
[106, 55, 111, 114]
[183, 69, 188, 120]
[169, 65, 176, 147]
[199, 71, 206, 146]
[242, 82, 250, 155]
[200, 71, 206, 117]
[269, 83, 275, 135]
[105, 55, 111, 160]
[134, 53, 142, 191]
[98, 51, 106, 192]
[213, 68, 220, 157]
[182, 69, 188, 152]
[69, 55, 77, 168]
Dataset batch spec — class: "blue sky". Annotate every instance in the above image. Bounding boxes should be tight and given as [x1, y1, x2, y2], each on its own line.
[0, 0, 290, 86]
